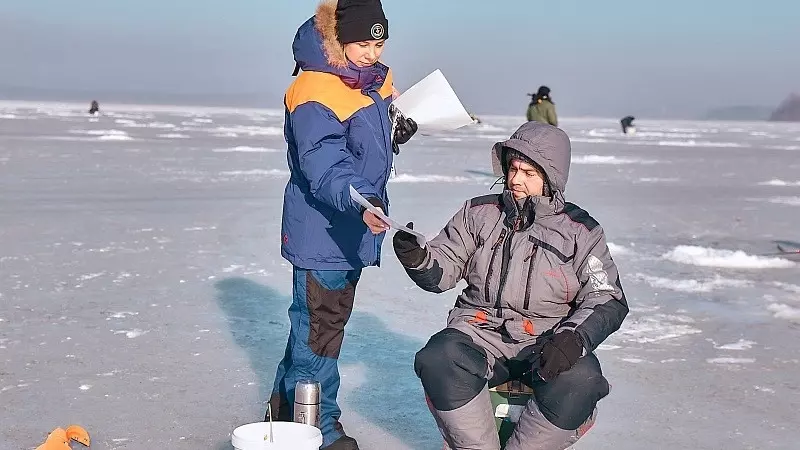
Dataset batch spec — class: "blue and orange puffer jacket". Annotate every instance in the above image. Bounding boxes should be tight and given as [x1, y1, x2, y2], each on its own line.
[280, 0, 395, 270]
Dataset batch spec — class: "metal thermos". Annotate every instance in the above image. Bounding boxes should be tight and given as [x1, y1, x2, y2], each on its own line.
[293, 380, 321, 428]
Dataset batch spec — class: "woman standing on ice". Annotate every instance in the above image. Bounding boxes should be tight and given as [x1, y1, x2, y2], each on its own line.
[268, 1, 417, 449]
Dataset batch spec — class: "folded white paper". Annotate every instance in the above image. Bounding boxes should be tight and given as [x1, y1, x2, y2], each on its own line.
[349, 185, 427, 247]
[392, 69, 474, 132]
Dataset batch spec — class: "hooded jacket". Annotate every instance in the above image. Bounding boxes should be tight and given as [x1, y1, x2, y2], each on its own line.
[281, 0, 395, 270]
[403, 122, 628, 352]
[526, 99, 558, 127]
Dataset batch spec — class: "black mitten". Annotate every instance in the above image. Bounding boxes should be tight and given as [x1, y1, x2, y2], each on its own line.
[392, 117, 418, 154]
[393, 222, 426, 268]
[538, 331, 584, 382]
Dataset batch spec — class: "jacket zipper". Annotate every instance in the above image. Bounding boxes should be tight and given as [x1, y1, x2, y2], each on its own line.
[494, 220, 520, 314]
[484, 229, 507, 305]
[367, 90, 393, 201]
[522, 243, 539, 309]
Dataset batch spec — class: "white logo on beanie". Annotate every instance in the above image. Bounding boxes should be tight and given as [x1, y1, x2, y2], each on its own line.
[370, 23, 385, 39]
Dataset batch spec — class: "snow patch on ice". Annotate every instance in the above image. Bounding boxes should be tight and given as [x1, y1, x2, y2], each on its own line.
[213, 146, 281, 153]
[572, 155, 657, 165]
[616, 314, 702, 344]
[596, 344, 622, 351]
[389, 174, 473, 183]
[759, 179, 800, 187]
[108, 311, 139, 320]
[158, 133, 190, 139]
[219, 169, 289, 178]
[571, 138, 610, 144]
[715, 339, 756, 351]
[662, 245, 795, 269]
[79, 384, 93, 391]
[635, 273, 752, 293]
[113, 329, 148, 339]
[222, 265, 245, 273]
[767, 145, 800, 151]
[607, 242, 633, 256]
[147, 122, 176, 129]
[115, 119, 146, 127]
[706, 357, 755, 365]
[210, 125, 282, 136]
[77, 272, 106, 282]
[620, 358, 646, 364]
[768, 197, 800, 206]
[99, 134, 134, 141]
[772, 282, 800, 294]
[70, 129, 128, 136]
[766, 304, 800, 323]
[656, 140, 746, 148]
[637, 177, 680, 183]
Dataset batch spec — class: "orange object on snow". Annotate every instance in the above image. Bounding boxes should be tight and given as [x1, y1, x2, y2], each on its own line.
[35, 425, 90, 450]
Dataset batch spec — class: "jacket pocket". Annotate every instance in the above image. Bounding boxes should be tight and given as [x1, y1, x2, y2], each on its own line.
[524, 236, 579, 307]
[484, 229, 507, 305]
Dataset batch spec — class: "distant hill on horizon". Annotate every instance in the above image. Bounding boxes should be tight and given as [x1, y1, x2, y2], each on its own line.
[769, 94, 800, 122]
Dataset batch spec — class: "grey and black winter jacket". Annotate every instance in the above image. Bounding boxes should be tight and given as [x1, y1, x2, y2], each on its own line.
[401, 123, 628, 352]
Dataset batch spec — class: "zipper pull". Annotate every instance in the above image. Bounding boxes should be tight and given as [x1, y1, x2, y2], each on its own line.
[492, 229, 507, 250]
[525, 244, 538, 262]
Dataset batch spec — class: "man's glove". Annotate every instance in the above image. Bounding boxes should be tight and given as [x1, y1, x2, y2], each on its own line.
[392, 117, 418, 154]
[537, 330, 585, 382]
[393, 222, 426, 268]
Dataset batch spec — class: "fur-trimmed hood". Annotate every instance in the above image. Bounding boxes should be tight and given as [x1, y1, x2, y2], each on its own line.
[314, 0, 347, 68]
[291, 0, 389, 91]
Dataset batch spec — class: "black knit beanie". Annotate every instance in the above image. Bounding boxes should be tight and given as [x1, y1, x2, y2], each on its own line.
[536, 86, 551, 99]
[336, 0, 389, 44]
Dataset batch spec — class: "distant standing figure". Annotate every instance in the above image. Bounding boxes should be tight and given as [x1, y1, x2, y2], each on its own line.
[620, 116, 636, 134]
[88, 100, 100, 115]
[526, 86, 558, 127]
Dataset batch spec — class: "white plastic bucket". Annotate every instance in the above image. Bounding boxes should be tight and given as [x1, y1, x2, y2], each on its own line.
[232, 422, 322, 450]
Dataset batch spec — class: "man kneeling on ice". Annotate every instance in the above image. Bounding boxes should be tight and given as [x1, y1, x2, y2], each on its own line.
[393, 121, 629, 450]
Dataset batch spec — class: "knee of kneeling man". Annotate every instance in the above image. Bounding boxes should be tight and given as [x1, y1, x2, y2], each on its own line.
[414, 329, 485, 378]
[560, 372, 610, 400]
[541, 378, 609, 430]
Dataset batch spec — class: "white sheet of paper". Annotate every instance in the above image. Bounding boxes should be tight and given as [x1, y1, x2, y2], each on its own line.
[392, 69, 474, 132]
[349, 185, 427, 247]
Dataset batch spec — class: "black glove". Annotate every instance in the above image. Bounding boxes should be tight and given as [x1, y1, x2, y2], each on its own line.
[392, 117, 418, 154]
[537, 330, 584, 382]
[393, 222, 426, 268]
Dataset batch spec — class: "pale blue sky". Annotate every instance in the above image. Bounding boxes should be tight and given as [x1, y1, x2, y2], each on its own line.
[1, 0, 798, 117]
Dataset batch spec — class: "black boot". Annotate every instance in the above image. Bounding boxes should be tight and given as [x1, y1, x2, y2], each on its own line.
[265, 392, 291, 422]
[326, 435, 359, 450]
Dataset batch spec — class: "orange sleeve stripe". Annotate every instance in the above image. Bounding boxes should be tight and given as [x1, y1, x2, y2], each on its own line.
[286, 69, 394, 122]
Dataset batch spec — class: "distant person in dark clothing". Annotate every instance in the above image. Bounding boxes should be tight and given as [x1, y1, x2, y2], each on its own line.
[526, 86, 558, 127]
[88, 100, 100, 115]
[620, 116, 636, 134]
